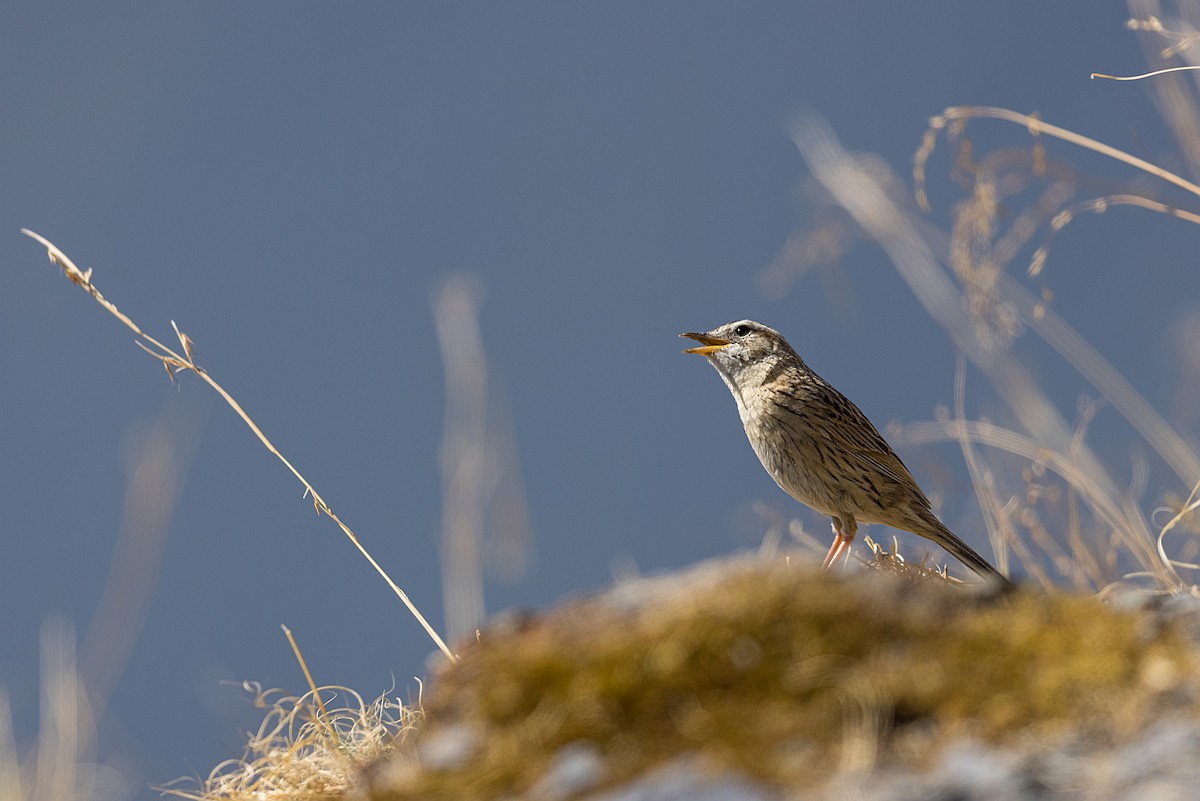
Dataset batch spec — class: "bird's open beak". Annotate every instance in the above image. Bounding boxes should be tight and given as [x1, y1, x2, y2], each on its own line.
[680, 331, 731, 356]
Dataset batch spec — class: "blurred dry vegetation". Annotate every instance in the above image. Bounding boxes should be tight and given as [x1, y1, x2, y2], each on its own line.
[760, 5, 1200, 597]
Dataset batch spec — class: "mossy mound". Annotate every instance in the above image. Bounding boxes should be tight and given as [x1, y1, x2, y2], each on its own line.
[367, 556, 1197, 799]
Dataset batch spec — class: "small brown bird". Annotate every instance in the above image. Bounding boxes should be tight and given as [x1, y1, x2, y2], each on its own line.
[682, 319, 1009, 587]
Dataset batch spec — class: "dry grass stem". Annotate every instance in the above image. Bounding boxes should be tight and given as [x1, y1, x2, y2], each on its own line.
[1056, 193, 1200, 227]
[20, 228, 455, 662]
[1091, 64, 1200, 80]
[282, 625, 341, 750]
[950, 355, 1045, 586]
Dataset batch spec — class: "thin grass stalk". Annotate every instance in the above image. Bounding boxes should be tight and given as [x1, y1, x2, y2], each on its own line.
[21, 229, 455, 662]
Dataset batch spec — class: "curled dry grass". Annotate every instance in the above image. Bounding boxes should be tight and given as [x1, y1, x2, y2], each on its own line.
[159, 685, 419, 801]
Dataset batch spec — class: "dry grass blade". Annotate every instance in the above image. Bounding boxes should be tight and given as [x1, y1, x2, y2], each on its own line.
[1091, 64, 1200, 80]
[950, 355, 1037, 585]
[282, 625, 340, 750]
[21, 228, 455, 662]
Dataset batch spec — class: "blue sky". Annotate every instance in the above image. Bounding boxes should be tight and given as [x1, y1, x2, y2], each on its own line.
[3, 3, 1197, 797]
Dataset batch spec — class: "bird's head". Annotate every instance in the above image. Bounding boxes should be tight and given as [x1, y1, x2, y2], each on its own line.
[680, 320, 802, 399]
[680, 319, 794, 364]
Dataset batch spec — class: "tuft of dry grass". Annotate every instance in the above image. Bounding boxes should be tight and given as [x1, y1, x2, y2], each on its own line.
[859, 534, 968, 584]
[159, 685, 419, 801]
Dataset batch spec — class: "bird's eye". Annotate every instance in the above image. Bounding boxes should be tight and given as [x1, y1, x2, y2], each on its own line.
[734, 324, 752, 337]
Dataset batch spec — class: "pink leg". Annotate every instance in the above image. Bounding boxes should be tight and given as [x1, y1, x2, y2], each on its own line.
[821, 515, 857, 571]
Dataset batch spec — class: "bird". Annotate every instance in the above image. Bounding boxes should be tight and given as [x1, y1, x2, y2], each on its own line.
[681, 319, 1010, 588]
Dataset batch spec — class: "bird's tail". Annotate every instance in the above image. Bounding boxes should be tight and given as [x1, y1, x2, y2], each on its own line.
[916, 509, 1013, 591]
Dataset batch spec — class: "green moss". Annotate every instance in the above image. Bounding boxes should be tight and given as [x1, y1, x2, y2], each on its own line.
[370, 558, 1196, 799]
